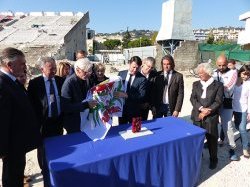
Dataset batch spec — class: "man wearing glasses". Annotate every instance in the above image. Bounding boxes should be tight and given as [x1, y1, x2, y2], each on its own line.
[61, 58, 97, 133]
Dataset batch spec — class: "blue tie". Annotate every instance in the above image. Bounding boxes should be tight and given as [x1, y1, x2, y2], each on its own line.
[49, 79, 58, 117]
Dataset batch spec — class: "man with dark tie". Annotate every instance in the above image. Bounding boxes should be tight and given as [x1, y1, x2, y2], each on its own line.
[27, 57, 64, 178]
[116, 56, 147, 124]
[0, 47, 41, 186]
[151, 55, 184, 118]
[61, 58, 97, 133]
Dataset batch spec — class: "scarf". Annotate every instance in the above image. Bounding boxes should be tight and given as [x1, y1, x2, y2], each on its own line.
[200, 77, 214, 99]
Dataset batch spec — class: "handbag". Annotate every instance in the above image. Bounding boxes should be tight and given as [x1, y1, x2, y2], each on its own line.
[223, 97, 232, 109]
[217, 71, 233, 109]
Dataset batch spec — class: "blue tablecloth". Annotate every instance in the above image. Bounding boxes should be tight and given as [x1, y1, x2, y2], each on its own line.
[44, 117, 205, 187]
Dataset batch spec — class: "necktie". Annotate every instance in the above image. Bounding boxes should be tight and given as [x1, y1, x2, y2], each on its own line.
[164, 73, 169, 86]
[49, 79, 58, 117]
[126, 74, 132, 93]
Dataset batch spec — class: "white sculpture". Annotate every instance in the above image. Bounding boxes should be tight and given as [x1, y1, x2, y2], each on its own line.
[237, 11, 250, 45]
[156, 0, 195, 41]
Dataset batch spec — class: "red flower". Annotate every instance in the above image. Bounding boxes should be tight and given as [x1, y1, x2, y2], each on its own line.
[95, 84, 107, 92]
[107, 82, 115, 90]
[102, 110, 110, 123]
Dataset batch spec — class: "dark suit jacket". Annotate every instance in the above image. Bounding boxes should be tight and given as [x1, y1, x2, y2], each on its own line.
[152, 70, 184, 114]
[61, 73, 92, 133]
[28, 75, 64, 129]
[144, 70, 157, 105]
[0, 71, 41, 157]
[118, 70, 147, 117]
[190, 80, 223, 134]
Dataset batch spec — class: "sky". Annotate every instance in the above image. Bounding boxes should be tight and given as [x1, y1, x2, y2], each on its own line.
[0, 0, 249, 33]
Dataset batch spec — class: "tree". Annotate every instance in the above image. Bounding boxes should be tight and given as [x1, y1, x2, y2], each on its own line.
[122, 28, 131, 49]
[103, 39, 121, 50]
[151, 31, 158, 45]
[207, 33, 214, 44]
[127, 37, 152, 48]
[140, 37, 152, 46]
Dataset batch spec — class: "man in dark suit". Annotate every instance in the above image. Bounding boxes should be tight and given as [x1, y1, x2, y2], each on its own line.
[140, 57, 157, 120]
[151, 55, 184, 118]
[190, 62, 223, 169]
[28, 57, 64, 178]
[61, 58, 97, 133]
[117, 56, 147, 124]
[0, 47, 41, 186]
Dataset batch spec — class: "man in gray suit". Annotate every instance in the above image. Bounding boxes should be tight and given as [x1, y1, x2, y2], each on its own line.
[151, 55, 184, 118]
[190, 62, 223, 169]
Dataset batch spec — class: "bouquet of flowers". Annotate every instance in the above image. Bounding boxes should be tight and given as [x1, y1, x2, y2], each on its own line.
[80, 76, 124, 141]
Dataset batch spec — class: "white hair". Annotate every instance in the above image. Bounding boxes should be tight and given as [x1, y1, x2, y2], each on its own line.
[195, 62, 214, 76]
[37, 56, 55, 68]
[143, 57, 155, 66]
[74, 58, 93, 72]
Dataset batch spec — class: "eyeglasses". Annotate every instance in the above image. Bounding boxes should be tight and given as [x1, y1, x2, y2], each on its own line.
[77, 67, 92, 75]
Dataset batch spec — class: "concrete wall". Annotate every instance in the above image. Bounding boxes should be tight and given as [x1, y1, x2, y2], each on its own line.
[157, 0, 195, 41]
[64, 12, 89, 60]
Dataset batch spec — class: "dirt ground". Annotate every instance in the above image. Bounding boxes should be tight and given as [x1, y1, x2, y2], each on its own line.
[1, 64, 250, 187]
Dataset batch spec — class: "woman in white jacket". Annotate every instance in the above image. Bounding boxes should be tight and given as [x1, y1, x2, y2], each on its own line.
[232, 65, 250, 158]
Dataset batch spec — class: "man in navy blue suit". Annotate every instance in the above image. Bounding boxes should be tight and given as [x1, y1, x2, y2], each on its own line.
[116, 56, 147, 124]
[0, 47, 41, 186]
[28, 57, 64, 179]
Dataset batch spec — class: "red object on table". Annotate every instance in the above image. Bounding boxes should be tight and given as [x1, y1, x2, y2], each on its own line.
[132, 117, 142, 133]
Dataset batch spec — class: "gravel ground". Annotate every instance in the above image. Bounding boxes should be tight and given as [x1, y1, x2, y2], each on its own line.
[1, 67, 250, 187]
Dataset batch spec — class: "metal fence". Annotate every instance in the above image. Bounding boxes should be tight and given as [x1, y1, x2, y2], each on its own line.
[123, 46, 157, 63]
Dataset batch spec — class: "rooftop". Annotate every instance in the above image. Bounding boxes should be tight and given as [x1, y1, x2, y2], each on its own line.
[0, 11, 88, 47]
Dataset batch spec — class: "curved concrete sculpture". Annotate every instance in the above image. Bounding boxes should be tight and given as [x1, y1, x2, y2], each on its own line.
[156, 0, 195, 41]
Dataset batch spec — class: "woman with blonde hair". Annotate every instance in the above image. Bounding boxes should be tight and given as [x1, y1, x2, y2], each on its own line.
[56, 61, 71, 81]
[93, 63, 108, 85]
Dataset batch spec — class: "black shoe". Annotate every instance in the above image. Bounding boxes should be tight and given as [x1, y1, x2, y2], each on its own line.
[209, 158, 218, 170]
[209, 160, 218, 170]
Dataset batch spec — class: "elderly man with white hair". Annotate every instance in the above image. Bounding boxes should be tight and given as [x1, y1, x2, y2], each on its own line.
[61, 58, 97, 133]
[190, 62, 223, 170]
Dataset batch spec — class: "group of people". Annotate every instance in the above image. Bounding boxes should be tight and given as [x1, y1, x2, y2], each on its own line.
[0, 46, 249, 186]
[191, 55, 250, 170]
[0, 46, 185, 186]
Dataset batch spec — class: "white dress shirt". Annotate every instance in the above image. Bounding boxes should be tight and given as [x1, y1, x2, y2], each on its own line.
[125, 72, 135, 92]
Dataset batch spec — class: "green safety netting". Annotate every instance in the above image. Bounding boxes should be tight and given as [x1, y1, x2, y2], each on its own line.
[199, 43, 250, 62]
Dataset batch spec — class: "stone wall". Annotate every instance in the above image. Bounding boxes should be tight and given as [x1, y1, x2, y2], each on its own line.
[173, 40, 200, 71]
[154, 43, 164, 71]
[154, 40, 200, 71]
